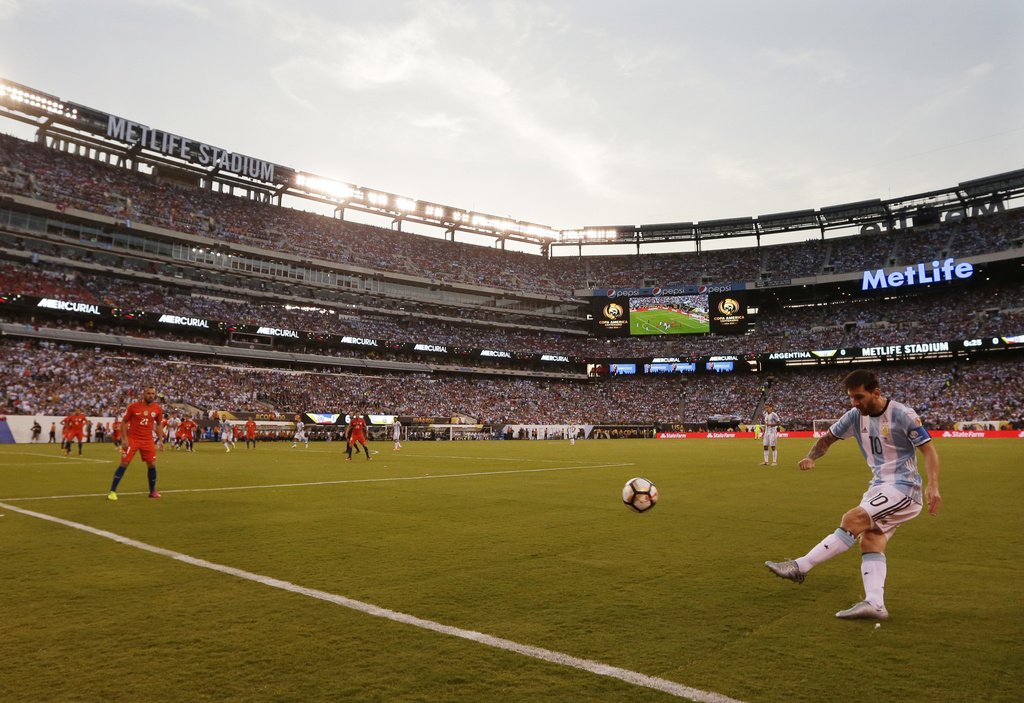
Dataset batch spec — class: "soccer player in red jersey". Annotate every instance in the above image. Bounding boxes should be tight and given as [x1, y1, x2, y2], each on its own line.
[62, 408, 88, 456]
[244, 418, 257, 449]
[60, 413, 72, 453]
[346, 411, 370, 461]
[178, 418, 198, 452]
[107, 387, 164, 500]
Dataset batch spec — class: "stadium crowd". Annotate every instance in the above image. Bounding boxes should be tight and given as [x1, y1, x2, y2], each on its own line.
[2, 133, 1023, 298]
[2, 132, 1024, 434]
[2, 260, 1022, 362]
[3, 339, 1020, 430]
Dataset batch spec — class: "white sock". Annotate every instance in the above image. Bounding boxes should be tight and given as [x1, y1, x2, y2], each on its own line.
[795, 528, 855, 573]
[862, 553, 887, 608]
[772, 449, 778, 462]
[763, 449, 769, 462]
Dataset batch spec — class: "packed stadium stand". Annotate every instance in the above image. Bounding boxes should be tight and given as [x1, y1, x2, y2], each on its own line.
[3, 124, 1024, 434]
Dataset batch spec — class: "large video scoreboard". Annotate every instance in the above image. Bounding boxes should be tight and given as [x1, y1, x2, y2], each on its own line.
[590, 286, 751, 336]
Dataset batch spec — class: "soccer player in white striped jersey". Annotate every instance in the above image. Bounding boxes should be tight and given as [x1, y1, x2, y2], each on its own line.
[392, 419, 402, 450]
[765, 369, 941, 620]
[760, 404, 781, 465]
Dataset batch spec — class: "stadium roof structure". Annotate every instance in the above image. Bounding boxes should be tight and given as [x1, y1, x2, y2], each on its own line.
[2, 76, 1023, 255]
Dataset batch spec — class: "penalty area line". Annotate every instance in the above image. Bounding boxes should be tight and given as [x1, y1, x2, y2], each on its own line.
[0, 500, 745, 703]
[1, 463, 636, 502]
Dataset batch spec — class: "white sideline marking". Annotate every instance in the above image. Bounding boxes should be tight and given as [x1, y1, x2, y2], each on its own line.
[293, 452, 567, 463]
[0, 500, 745, 703]
[0, 451, 109, 464]
[2, 463, 635, 502]
[0, 461, 94, 467]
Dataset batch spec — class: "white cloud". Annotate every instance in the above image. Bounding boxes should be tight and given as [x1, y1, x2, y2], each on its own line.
[147, 0, 214, 21]
[250, 1, 615, 194]
[405, 112, 474, 137]
[760, 47, 850, 85]
[0, 0, 20, 21]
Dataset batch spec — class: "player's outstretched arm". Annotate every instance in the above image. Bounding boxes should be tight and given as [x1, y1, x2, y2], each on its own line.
[799, 430, 838, 471]
[920, 441, 941, 515]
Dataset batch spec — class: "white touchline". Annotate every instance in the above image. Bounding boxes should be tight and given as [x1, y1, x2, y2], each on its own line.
[0, 451, 109, 464]
[0, 500, 745, 703]
[0, 461, 97, 467]
[2, 463, 637, 502]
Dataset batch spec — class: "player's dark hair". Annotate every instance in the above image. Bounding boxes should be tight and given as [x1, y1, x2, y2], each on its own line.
[843, 369, 879, 392]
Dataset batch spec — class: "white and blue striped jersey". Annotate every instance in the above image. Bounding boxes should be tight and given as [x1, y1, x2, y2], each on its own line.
[763, 411, 781, 430]
[829, 400, 931, 504]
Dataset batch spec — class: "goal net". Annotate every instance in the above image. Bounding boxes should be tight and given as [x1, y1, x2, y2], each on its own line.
[812, 419, 840, 437]
[407, 423, 490, 441]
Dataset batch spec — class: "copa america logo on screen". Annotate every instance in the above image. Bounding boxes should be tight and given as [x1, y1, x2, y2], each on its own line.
[603, 303, 624, 320]
[717, 298, 741, 315]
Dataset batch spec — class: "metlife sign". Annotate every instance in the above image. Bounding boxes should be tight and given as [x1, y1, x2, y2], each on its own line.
[106, 115, 276, 182]
[862, 258, 973, 291]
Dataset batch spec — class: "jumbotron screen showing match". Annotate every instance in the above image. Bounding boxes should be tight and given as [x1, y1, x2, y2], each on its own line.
[590, 290, 749, 336]
[629, 294, 710, 335]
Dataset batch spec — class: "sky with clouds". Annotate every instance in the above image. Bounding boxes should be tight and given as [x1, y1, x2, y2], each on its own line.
[0, 0, 1021, 241]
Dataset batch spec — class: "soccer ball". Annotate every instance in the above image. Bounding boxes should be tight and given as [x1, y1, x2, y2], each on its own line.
[622, 477, 658, 513]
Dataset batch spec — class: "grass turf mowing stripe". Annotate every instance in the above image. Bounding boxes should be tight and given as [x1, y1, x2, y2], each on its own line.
[0, 462, 636, 501]
[0, 500, 746, 703]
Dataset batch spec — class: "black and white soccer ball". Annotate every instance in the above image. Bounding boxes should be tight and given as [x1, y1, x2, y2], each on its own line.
[622, 477, 659, 513]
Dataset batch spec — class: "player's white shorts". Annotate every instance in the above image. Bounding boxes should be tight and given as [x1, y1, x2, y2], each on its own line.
[393, 431, 401, 441]
[859, 484, 922, 539]
[763, 428, 778, 446]
[294, 431, 307, 441]
[222, 430, 234, 441]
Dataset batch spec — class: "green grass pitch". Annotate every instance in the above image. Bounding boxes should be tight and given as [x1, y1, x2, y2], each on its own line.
[630, 307, 710, 335]
[1, 438, 1022, 702]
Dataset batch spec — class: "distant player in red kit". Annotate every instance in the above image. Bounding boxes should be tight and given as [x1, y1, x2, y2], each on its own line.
[62, 408, 88, 456]
[176, 417, 198, 452]
[346, 411, 370, 461]
[107, 387, 164, 500]
[245, 418, 257, 449]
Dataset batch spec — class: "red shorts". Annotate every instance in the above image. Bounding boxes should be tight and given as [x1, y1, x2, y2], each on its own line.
[68, 431, 85, 442]
[349, 433, 366, 444]
[121, 443, 157, 464]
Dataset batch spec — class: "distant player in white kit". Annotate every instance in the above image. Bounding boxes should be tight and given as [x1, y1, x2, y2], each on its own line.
[220, 419, 235, 452]
[765, 369, 941, 621]
[392, 418, 402, 450]
[293, 418, 308, 448]
[760, 404, 781, 465]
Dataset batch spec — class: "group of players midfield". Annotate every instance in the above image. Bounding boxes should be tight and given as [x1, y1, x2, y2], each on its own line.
[290, 412, 391, 457]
